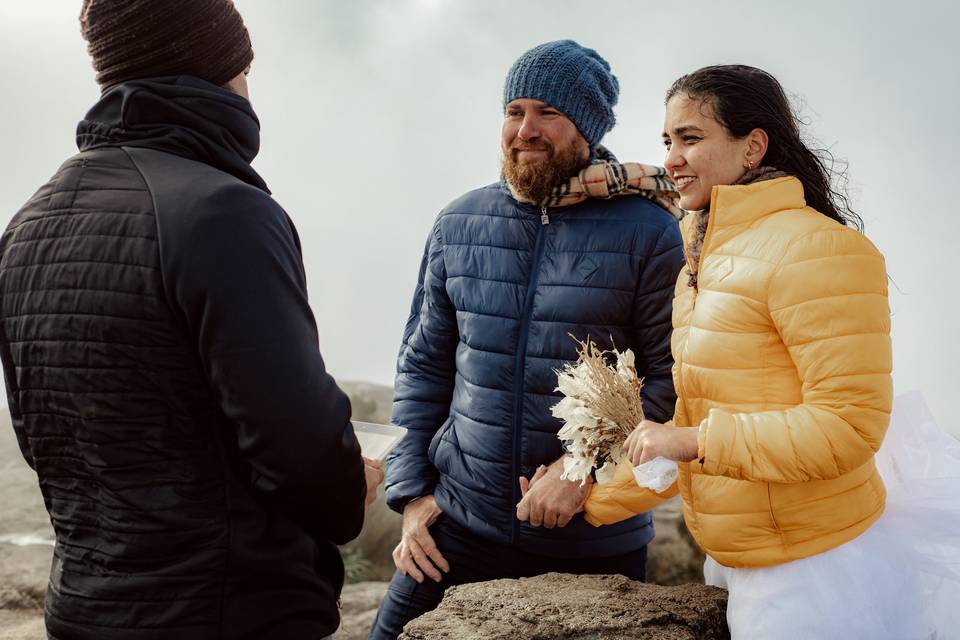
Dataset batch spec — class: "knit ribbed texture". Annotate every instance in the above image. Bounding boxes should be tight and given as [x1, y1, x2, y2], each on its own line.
[80, 0, 254, 89]
[503, 40, 619, 148]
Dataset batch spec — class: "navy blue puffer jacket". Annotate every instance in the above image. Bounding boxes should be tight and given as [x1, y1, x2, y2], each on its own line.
[386, 183, 684, 557]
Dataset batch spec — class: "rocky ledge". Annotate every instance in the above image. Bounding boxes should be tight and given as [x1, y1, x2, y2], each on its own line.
[399, 572, 728, 640]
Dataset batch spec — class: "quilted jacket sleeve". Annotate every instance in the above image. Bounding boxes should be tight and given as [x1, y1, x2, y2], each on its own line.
[583, 461, 677, 526]
[163, 188, 367, 545]
[386, 217, 458, 513]
[633, 220, 685, 423]
[697, 226, 893, 483]
[3, 374, 33, 471]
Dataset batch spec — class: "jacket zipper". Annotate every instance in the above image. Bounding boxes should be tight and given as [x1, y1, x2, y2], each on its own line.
[511, 206, 549, 542]
[679, 195, 718, 471]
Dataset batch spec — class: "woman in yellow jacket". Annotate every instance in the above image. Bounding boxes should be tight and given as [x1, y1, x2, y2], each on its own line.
[584, 65, 959, 638]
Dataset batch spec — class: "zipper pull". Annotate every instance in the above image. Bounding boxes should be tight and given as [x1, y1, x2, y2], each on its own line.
[540, 206, 550, 225]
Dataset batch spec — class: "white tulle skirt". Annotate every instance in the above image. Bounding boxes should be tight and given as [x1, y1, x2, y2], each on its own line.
[704, 392, 960, 640]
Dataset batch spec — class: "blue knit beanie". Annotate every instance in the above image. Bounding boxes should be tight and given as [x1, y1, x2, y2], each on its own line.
[502, 40, 619, 148]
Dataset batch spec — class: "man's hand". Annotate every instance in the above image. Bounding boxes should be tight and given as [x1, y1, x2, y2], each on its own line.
[392, 495, 449, 584]
[516, 457, 591, 529]
[624, 421, 700, 466]
[363, 457, 385, 508]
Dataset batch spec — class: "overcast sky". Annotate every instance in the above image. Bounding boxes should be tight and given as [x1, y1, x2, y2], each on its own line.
[0, 0, 957, 436]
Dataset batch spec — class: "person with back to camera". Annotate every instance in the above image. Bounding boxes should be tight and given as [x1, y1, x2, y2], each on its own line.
[0, 1, 383, 638]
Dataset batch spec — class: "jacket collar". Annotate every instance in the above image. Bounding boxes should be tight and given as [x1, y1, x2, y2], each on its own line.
[680, 176, 805, 244]
[76, 76, 269, 193]
[709, 176, 804, 227]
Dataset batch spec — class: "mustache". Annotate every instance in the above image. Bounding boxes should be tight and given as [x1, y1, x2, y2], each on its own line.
[509, 140, 553, 154]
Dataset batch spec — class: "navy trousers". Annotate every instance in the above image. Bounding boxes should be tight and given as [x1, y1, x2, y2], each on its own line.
[368, 515, 647, 640]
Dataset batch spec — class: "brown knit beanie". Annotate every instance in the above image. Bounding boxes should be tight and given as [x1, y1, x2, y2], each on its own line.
[80, 0, 254, 90]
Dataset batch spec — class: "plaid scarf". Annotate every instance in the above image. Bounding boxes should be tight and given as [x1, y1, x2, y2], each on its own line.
[526, 147, 683, 219]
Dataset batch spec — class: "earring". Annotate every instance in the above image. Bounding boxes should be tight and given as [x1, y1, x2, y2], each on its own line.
[745, 159, 754, 170]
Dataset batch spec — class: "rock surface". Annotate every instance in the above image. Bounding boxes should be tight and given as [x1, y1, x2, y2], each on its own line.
[648, 496, 705, 585]
[0, 412, 52, 640]
[333, 581, 390, 640]
[399, 573, 728, 640]
[339, 380, 394, 425]
[0, 611, 45, 640]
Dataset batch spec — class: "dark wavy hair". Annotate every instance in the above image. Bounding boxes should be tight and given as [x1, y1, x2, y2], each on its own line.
[666, 65, 862, 230]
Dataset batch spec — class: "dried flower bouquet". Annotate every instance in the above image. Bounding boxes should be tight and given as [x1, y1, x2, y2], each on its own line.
[552, 338, 645, 486]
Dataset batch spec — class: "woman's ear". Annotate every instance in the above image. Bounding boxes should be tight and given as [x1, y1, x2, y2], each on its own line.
[744, 128, 769, 169]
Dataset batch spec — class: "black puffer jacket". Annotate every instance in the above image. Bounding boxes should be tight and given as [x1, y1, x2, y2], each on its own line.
[0, 77, 366, 639]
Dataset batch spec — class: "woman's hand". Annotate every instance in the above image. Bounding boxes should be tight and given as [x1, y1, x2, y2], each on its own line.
[624, 420, 700, 465]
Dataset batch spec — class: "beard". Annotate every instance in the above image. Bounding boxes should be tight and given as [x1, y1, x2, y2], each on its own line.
[501, 137, 590, 204]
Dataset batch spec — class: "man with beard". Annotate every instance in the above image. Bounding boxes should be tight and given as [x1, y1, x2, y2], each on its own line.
[370, 40, 684, 639]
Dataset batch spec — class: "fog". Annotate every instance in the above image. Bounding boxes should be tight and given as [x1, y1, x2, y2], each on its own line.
[1, 0, 957, 435]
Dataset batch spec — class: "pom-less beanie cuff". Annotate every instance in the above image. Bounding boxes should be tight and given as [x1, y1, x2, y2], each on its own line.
[503, 40, 619, 148]
[80, 0, 254, 90]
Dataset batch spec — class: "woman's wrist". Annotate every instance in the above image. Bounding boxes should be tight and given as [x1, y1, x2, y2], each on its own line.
[682, 426, 701, 462]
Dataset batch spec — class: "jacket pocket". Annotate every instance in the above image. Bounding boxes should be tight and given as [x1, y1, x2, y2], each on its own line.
[427, 417, 453, 465]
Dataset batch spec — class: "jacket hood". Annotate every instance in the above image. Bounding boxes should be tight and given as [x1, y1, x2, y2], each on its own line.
[76, 76, 268, 193]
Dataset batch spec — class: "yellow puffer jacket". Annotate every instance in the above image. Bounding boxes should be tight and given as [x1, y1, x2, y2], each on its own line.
[585, 177, 892, 568]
